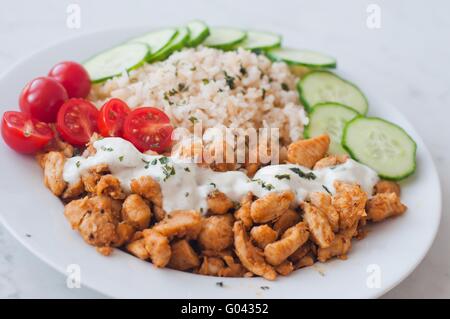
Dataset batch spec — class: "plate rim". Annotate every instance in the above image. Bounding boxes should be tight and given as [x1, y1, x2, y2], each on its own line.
[0, 26, 442, 299]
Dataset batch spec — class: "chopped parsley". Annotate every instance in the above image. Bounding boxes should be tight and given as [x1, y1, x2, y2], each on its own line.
[184, 167, 191, 172]
[224, 71, 235, 89]
[189, 116, 198, 124]
[101, 146, 114, 152]
[159, 156, 169, 164]
[178, 83, 188, 92]
[162, 163, 175, 181]
[210, 182, 217, 188]
[190, 66, 196, 71]
[75, 161, 81, 168]
[262, 88, 266, 100]
[260, 286, 270, 290]
[202, 78, 210, 85]
[289, 167, 316, 180]
[252, 178, 275, 191]
[118, 156, 124, 162]
[322, 185, 332, 195]
[151, 158, 158, 165]
[239, 64, 247, 76]
[142, 158, 151, 169]
[185, 192, 190, 197]
[216, 282, 224, 287]
[275, 174, 290, 180]
[281, 82, 289, 91]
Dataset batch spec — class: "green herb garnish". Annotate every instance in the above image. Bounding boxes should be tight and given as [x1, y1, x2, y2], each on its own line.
[275, 174, 290, 180]
[252, 178, 275, 191]
[159, 156, 169, 165]
[101, 146, 114, 152]
[289, 167, 316, 180]
[322, 185, 332, 195]
[184, 167, 191, 172]
[281, 83, 289, 91]
[185, 192, 190, 197]
[240, 64, 247, 76]
[189, 116, 198, 124]
[76, 161, 81, 168]
[118, 156, 124, 162]
[224, 71, 235, 89]
[202, 79, 210, 85]
[210, 182, 217, 188]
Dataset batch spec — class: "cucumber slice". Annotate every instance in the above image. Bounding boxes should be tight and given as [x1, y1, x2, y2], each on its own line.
[148, 27, 189, 62]
[298, 71, 368, 114]
[186, 20, 210, 47]
[129, 28, 178, 61]
[83, 43, 148, 83]
[239, 30, 281, 51]
[342, 117, 417, 180]
[203, 27, 247, 50]
[267, 48, 336, 68]
[304, 103, 358, 155]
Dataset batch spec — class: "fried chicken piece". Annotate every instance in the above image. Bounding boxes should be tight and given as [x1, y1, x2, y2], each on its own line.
[64, 196, 91, 229]
[272, 209, 300, 235]
[245, 163, 260, 178]
[198, 257, 225, 276]
[81, 164, 109, 193]
[142, 229, 171, 267]
[89, 195, 122, 220]
[62, 179, 84, 199]
[152, 210, 202, 240]
[250, 191, 295, 223]
[309, 192, 339, 232]
[126, 238, 149, 260]
[43, 151, 67, 196]
[96, 174, 126, 200]
[366, 193, 407, 222]
[153, 205, 166, 222]
[233, 221, 277, 280]
[198, 215, 234, 251]
[250, 225, 278, 249]
[207, 190, 234, 215]
[373, 180, 401, 196]
[289, 241, 313, 263]
[333, 181, 367, 230]
[114, 222, 135, 246]
[287, 134, 330, 168]
[96, 246, 113, 256]
[168, 239, 200, 271]
[264, 222, 310, 266]
[275, 260, 294, 276]
[313, 155, 348, 170]
[219, 255, 248, 277]
[295, 255, 315, 269]
[121, 194, 152, 230]
[130, 176, 163, 207]
[301, 202, 335, 248]
[317, 232, 353, 262]
[234, 192, 253, 229]
[78, 204, 119, 247]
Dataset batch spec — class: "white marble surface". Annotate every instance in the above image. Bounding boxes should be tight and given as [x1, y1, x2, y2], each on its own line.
[0, 0, 449, 298]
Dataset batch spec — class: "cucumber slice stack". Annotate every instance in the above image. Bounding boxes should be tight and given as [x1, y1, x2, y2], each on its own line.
[83, 42, 148, 83]
[128, 28, 178, 62]
[203, 27, 247, 50]
[187, 20, 210, 47]
[240, 31, 281, 51]
[304, 103, 358, 155]
[267, 48, 336, 68]
[342, 117, 417, 180]
[298, 71, 368, 114]
[148, 27, 189, 62]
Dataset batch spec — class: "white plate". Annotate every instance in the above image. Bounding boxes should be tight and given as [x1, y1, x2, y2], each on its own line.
[0, 27, 442, 299]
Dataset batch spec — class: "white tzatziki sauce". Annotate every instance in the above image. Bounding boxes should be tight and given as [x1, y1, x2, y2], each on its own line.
[63, 138, 379, 213]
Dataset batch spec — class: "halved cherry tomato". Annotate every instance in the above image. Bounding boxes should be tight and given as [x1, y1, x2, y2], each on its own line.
[1, 111, 54, 154]
[56, 99, 99, 146]
[98, 98, 131, 137]
[19, 76, 68, 123]
[48, 61, 91, 98]
[123, 107, 173, 153]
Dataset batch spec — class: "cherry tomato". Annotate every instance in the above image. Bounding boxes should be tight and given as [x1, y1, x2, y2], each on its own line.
[56, 99, 99, 146]
[19, 76, 68, 123]
[48, 61, 91, 98]
[1, 111, 54, 154]
[123, 107, 173, 153]
[98, 98, 131, 137]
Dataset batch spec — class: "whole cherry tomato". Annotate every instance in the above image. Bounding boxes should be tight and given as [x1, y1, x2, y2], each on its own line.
[48, 61, 91, 98]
